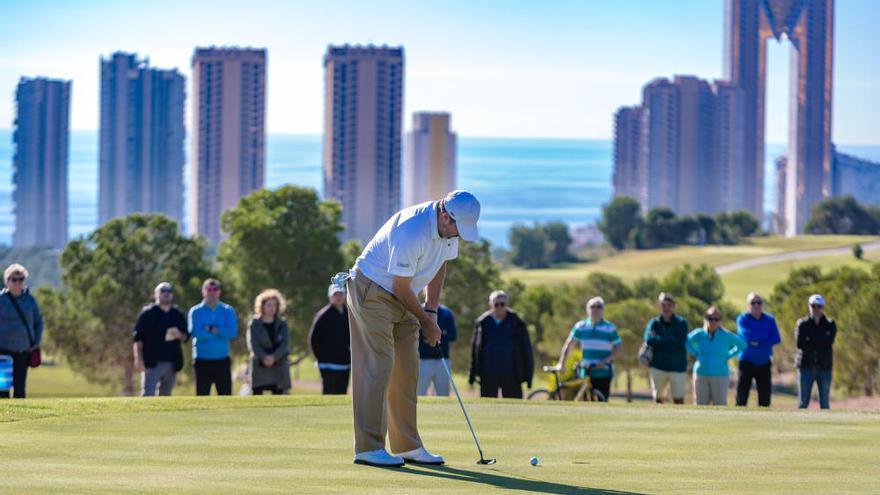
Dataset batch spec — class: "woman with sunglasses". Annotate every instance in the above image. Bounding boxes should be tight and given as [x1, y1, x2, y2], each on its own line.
[0, 264, 43, 399]
[686, 306, 746, 406]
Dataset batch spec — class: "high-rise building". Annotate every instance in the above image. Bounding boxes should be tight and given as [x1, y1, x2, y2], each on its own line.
[404, 112, 456, 207]
[642, 78, 679, 211]
[831, 149, 880, 207]
[612, 106, 645, 206]
[99, 52, 185, 226]
[712, 81, 747, 214]
[12, 77, 70, 248]
[674, 76, 715, 215]
[190, 47, 266, 244]
[774, 156, 787, 233]
[725, 0, 834, 234]
[323, 45, 404, 242]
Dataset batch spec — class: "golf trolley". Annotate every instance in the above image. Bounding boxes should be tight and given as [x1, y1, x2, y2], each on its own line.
[527, 364, 607, 402]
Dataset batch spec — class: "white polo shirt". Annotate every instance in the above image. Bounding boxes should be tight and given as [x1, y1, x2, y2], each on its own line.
[354, 201, 459, 294]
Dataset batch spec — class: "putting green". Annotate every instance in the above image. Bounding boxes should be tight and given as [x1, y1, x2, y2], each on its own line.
[1, 396, 877, 494]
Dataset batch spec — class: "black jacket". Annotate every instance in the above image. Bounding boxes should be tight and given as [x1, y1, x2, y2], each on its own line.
[795, 315, 836, 371]
[469, 309, 533, 388]
[309, 304, 351, 365]
[132, 304, 188, 372]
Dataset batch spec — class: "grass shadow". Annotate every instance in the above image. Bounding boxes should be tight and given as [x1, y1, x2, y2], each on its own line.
[402, 464, 646, 495]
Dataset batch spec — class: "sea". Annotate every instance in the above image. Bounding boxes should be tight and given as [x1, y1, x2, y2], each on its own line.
[0, 129, 878, 248]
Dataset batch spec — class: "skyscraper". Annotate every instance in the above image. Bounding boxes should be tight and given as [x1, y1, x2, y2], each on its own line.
[774, 156, 787, 233]
[674, 76, 715, 215]
[404, 112, 456, 207]
[99, 52, 185, 226]
[642, 78, 679, 211]
[712, 81, 747, 214]
[190, 47, 266, 244]
[612, 106, 645, 206]
[323, 45, 404, 242]
[12, 77, 70, 248]
[725, 0, 834, 234]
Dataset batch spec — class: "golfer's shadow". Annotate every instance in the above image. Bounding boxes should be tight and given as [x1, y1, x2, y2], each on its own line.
[402, 464, 646, 495]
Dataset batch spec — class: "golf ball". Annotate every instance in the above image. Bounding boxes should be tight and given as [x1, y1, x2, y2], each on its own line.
[530, 456, 538, 466]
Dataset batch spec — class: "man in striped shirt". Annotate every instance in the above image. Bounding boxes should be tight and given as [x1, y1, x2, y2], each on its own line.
[556, 296, 621, 401]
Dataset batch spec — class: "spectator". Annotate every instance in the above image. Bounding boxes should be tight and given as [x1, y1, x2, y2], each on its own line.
[417, 304, 458, 396]
[189, 279, 238, 396]
[469, 290, 533, 399]
[644, 292, 689, 404]
[132, 282, 188, 397]
[308, 285, 351, 395]
[795, 294, 837, 409]
[247, 289, 291, 395]
[0, 264, 43, 399]
[555, 296, 621, 402]
[687, 306, 746, 406]
[735, 292, 781, 407]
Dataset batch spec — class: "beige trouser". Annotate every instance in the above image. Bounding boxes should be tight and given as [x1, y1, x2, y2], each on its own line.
[347, 273, 423, 454]
[694, 374, 729, 406]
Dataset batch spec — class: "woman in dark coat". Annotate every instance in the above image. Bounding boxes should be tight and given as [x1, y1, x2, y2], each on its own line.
[247, 289, 291, 394]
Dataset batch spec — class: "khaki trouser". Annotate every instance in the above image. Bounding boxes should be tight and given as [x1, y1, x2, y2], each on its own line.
[347, 273, 423, 454]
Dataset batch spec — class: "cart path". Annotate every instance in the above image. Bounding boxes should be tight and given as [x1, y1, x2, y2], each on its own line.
[715, 240, 880, 274]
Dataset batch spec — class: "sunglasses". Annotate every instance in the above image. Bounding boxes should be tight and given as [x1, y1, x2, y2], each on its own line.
[206, 287, 221, 292]
[590, 305, 604, 310]
[8, 277, 25, 283]
[750, 300, 762, 306]
[705, 317, 721, 322]
[810, 304, 823, 309]
[160, 288, 173, 294]
[494, 302, 506, 308]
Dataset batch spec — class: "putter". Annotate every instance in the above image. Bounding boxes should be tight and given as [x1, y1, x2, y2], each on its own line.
[437, 346, 496, 465]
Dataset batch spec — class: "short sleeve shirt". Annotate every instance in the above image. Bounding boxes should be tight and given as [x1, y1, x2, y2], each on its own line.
[354, 201, 459, 293]
[569, 318, 621, 378]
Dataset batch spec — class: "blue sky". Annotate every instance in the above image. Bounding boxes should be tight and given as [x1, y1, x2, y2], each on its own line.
[0, 0, 877, 144]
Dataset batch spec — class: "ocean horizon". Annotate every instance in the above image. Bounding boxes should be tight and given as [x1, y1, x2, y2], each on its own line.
[1, 129, 878, 248]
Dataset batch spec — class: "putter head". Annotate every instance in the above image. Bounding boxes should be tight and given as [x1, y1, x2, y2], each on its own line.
[477, 458, 497, 465]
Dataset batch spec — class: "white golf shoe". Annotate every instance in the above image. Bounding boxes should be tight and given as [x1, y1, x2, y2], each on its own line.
[396, 447, 445, 465]
[353, 449, 405, 467]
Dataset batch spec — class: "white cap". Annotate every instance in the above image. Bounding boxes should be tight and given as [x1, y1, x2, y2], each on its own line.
[808, 294, 825, 307]
[444, 190, 481, 242]
[328, 284, 345, 297]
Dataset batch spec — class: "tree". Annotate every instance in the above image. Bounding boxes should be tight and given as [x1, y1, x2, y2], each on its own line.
[695, 214, 718, 245]
[674, 215, 701, 245]
[717, 210, 760, 243]
[341, 239, 364, 269]
[442, 239, 505, 370]
[661, 263, 725, 307]
[837, 282, 880, 395]
[598, 196, 642, 250]
[805, 195, 879, 235]
[509, 223, 549, 268]
[49, 214, 211, 394]
[218, 186, 345, 357]
[542, 222, 573, 263]
[604, 298, 656, 401]
[641, 207, 678, 248]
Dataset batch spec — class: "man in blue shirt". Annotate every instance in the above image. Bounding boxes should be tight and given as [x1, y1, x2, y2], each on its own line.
[417, 304, 457, 396]
[735, 292, 781, 407]
[188, 279, 238, 396]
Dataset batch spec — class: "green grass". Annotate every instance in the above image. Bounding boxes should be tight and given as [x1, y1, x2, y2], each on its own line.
[722, 251, 880, 307]
[505, 235, 878, 287]
[1, 396, 876, 494]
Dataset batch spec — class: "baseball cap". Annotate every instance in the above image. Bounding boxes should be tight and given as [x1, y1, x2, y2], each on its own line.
[328, 284, 345, 297]
[808, 294, 825, 307]
[444, 190, 481, 242]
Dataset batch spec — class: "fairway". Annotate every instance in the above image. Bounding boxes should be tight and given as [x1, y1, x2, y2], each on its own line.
[2, 397, 878, 494]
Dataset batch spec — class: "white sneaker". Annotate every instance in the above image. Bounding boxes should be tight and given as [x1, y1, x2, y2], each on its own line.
[353, 449, 405, 467]
[396, 447, 445, 465]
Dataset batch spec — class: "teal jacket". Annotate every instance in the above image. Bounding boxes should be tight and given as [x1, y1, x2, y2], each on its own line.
[644, 315, 689, 372]
[686, 327, 747, 377]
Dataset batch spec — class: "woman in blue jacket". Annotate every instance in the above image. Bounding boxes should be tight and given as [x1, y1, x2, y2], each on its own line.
[687, 306, 746, 406]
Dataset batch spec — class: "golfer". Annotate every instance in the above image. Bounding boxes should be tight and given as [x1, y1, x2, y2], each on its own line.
[338, 190, 480, 468]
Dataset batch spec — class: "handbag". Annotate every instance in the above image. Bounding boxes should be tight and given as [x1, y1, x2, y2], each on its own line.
[638, 342, 653, 367]
[6, 292, 41, 368]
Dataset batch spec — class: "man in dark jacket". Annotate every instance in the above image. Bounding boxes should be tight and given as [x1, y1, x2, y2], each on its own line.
[417, 304, 457, 396]
[643, 292, 689, 404]
[133, 282, 189, 396]
[796, 294, 836, 409]
[469, 290, 533, 398]
[309, 285, 351, 395]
